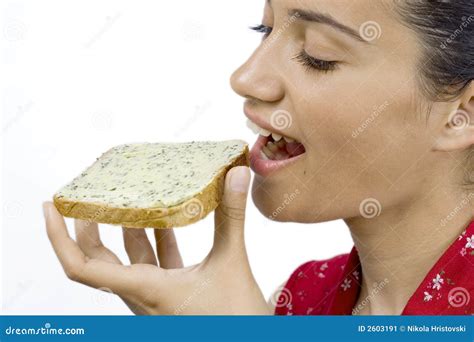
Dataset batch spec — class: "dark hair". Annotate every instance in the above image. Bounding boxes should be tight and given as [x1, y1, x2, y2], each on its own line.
[395, 0, 473, 101]
[395, 0, 473, 188]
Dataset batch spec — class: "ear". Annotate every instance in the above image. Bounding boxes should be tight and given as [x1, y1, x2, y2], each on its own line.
[433, 83, 474, 152]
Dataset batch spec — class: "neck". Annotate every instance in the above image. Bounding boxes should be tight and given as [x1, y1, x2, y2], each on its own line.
[345, 189, 473, 315]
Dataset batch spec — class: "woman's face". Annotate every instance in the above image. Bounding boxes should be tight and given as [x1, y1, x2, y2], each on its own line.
[230, 0, 457, 223]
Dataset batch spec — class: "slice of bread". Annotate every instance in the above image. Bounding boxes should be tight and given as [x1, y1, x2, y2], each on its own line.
[53, 140, 249, 228]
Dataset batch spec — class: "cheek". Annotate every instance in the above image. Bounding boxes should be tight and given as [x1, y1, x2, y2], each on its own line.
[251, 62, 428, 222]
[346, 85, 430, 190]
[282, 76, 427, 219]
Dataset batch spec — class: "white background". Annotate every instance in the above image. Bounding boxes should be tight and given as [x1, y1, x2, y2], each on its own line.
[2, 0, 352, 314]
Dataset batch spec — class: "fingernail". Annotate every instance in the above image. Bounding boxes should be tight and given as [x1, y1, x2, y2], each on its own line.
[229, 167, 250, 193]
[42, 202, 50, 220]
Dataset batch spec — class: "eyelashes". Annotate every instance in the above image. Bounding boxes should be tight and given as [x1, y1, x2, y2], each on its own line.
[249, 24, 272, 39]
[250, 24, 339, 73]
[292, 50, 339, 73]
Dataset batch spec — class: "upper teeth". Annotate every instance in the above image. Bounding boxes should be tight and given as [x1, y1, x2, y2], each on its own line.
[246, 119, 295, 143]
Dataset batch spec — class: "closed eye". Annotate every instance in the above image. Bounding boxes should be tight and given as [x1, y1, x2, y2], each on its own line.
[292, 50, 339, 73]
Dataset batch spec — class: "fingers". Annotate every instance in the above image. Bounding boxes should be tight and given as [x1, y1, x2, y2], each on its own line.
[43, 202, 146, 294]
[74, 219, 122, 264]
[213, 166, 251, 254]
[154, 229, 183, 268]
[74, 219, 101, 249]
[123, 228, 157, 265]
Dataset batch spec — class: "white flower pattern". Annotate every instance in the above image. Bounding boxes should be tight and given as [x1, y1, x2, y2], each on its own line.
[432, 274, 444, 290]
[341, 278, 352, 291]
[466, 235, 474, 249]
[275, 222, 473, 315]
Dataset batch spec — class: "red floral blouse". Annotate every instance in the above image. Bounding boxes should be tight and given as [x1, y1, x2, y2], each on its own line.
[275, 220, 474, 315]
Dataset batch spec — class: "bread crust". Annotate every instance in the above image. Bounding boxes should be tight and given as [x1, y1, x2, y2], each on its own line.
[53, 145, 249, 228]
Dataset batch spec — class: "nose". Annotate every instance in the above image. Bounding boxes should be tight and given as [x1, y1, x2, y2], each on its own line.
[230, 45, 285, 103]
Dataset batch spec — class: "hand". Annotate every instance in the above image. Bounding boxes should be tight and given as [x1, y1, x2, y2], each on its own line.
[44, 166, 271, 315]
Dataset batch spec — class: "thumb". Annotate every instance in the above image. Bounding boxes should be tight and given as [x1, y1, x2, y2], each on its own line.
[213, 166, 251, 254]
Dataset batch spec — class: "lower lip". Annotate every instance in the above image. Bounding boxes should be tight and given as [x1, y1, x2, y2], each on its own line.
[249, 135, 305, 177]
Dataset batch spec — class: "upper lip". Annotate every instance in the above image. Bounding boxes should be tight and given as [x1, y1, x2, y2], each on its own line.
[243, 103, 291, 138]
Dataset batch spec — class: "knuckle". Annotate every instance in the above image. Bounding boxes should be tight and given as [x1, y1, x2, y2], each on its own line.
[78, 237, 102, 250]
[63, 257, 88, 282]
[218, 203, 245, 221]
[64, 264, 83, 282]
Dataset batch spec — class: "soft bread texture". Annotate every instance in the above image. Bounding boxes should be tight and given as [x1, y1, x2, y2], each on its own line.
[53, 140, 249, 228]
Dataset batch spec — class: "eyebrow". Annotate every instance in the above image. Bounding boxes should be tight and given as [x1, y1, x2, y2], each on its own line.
[288, 8, 367, 43]
[264, 0, 367, 44]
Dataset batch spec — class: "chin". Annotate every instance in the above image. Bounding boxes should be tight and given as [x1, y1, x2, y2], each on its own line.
[251, 175, 303, 222]
[251, 174, 348, 224]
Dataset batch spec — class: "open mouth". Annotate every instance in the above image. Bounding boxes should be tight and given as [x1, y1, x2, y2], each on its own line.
[246, 118, 306, 176]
